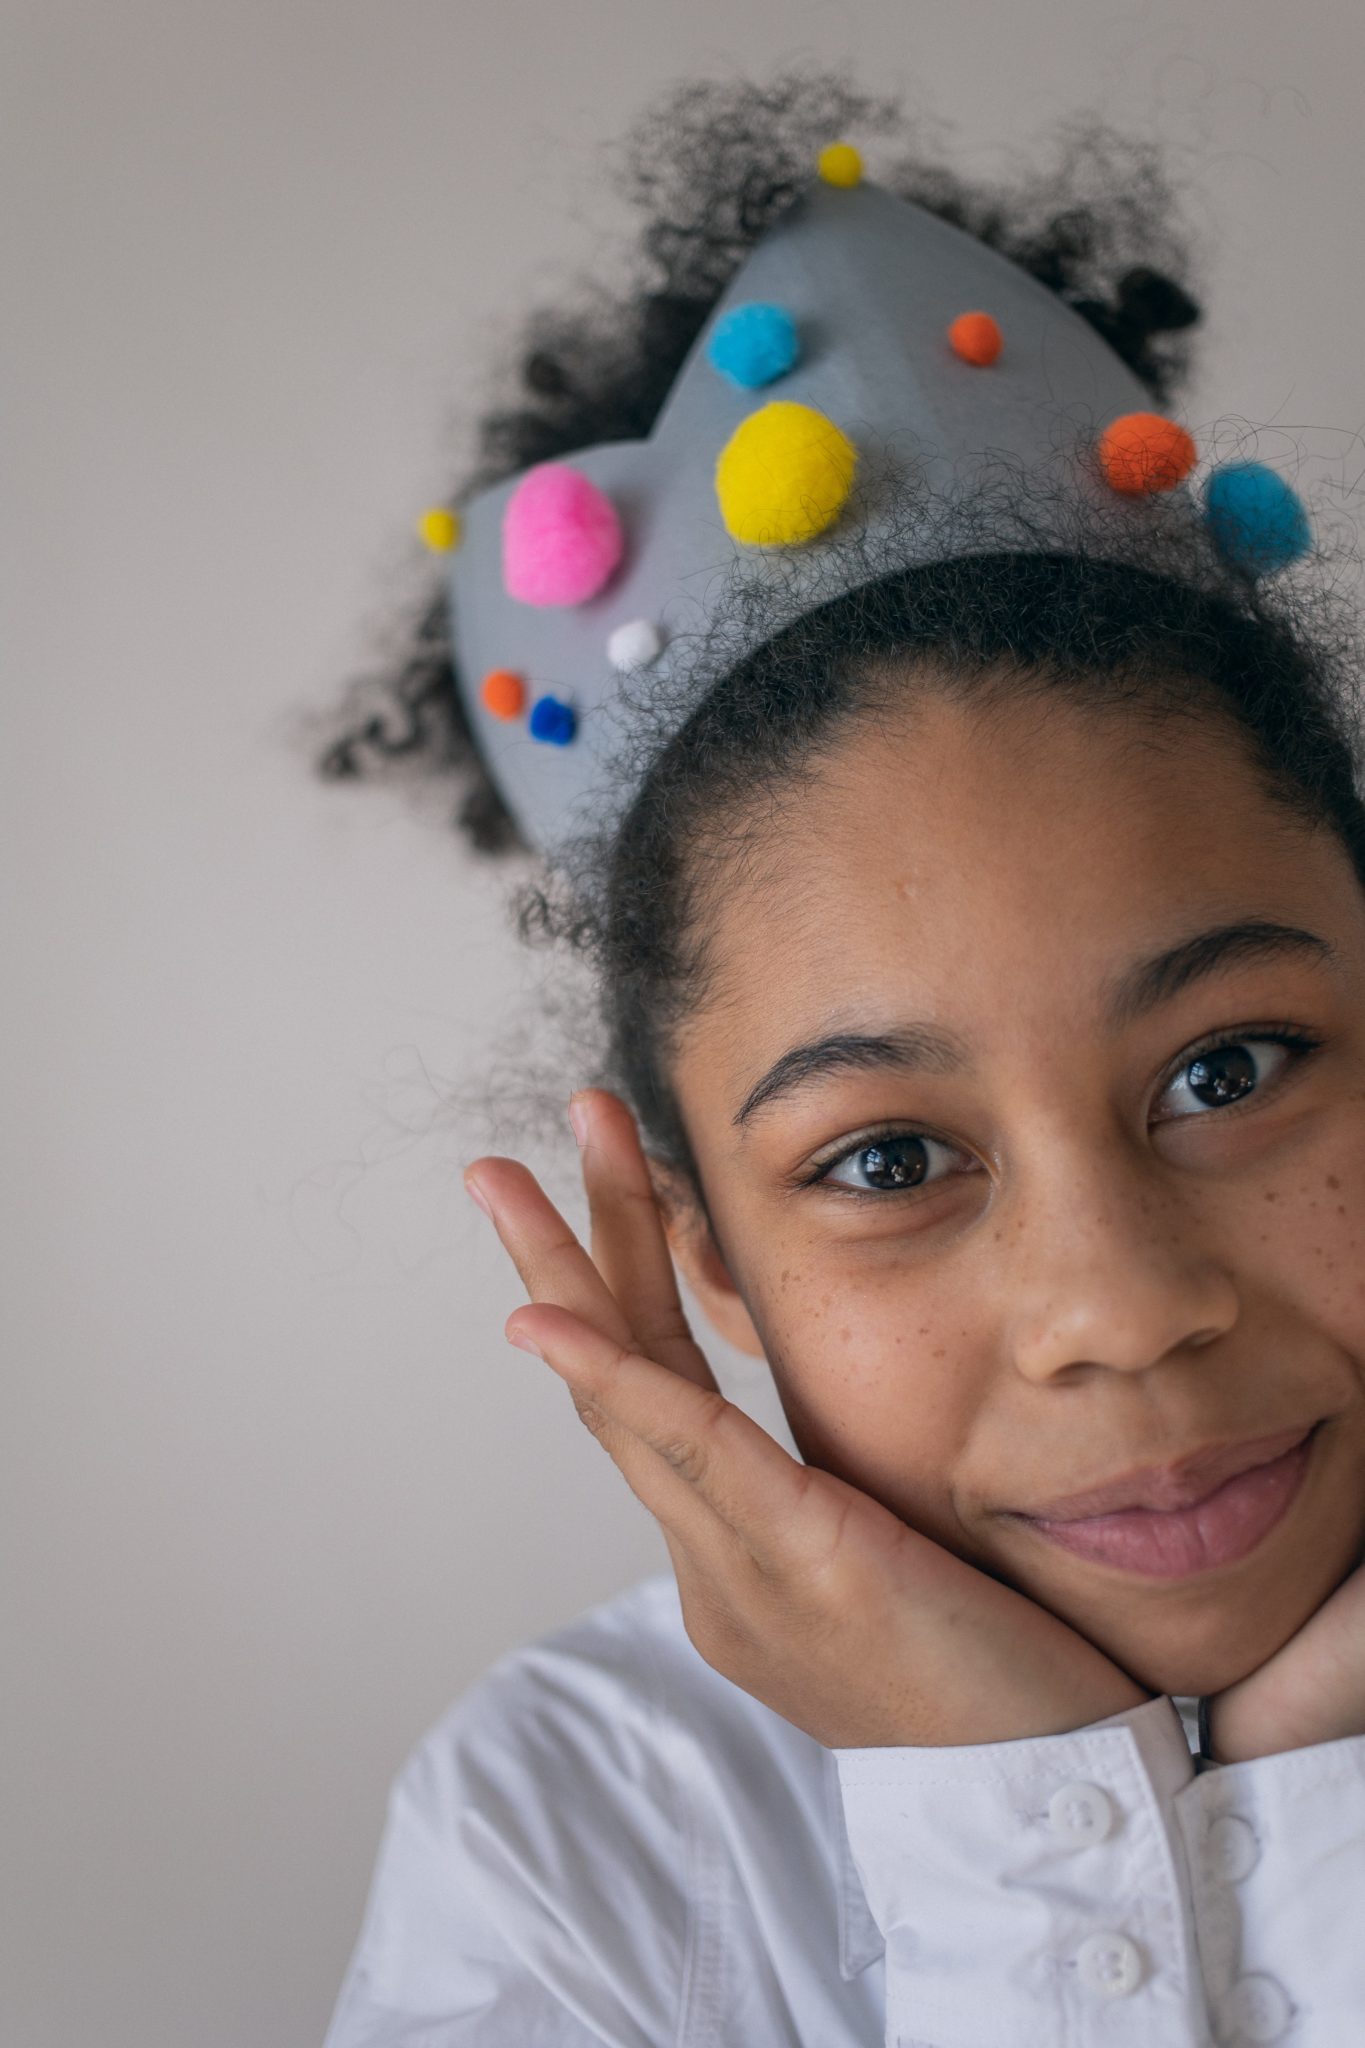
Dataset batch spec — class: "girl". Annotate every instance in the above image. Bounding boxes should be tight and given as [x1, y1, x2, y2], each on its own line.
[321, 76, 1365, 2048]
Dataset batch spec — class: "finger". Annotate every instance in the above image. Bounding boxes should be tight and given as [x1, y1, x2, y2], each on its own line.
[506, 1300, 825, 1561]
[516, 1323, 730, 1560]
[571, 1089, 717, 1392]
[465, 1156, 634, 1351]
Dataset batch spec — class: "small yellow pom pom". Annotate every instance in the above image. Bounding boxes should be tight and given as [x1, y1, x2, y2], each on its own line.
[418, 507, 461, 553]
[817, 142, 863, 189]
[715, 400, 858, 546]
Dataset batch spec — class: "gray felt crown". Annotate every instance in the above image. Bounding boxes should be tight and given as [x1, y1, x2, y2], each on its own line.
[436, 156, 1288, 858]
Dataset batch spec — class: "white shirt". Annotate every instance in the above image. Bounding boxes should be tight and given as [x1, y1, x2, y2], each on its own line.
[324, 1569, 1365, 2047]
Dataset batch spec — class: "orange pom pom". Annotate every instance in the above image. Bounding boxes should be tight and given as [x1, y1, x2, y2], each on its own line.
[480, 668, 526, 720]
[948, 311, 1002, 366]
[1098, 412, 1196, 495]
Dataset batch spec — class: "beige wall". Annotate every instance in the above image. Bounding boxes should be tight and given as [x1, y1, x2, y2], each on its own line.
[4, 3, 1362, 2042]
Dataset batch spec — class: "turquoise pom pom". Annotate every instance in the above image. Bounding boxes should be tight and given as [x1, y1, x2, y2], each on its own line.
[529, 694, 577, 746]
[706, 303, 800, 390]
[1203, 462, 1311, 575]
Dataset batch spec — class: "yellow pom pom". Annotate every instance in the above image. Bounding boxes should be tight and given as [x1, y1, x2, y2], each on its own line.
[715, 401, 858, 546]
[817, 141, 863, 189]
[418, 506, 461, 553]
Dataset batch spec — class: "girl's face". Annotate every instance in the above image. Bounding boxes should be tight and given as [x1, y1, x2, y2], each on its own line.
[667, 684, 1365, 1695]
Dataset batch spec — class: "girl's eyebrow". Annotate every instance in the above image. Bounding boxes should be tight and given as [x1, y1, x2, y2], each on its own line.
[734, 1023, 969, 1128]
[1103, 918, 1337, 1029]
[732, 919, 1337, 1129]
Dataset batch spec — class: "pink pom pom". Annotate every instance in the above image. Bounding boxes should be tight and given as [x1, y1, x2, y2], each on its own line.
[502, 463, 624, 606]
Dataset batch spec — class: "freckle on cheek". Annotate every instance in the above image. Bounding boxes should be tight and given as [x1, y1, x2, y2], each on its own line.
[1328, 1175, 1341, 1190]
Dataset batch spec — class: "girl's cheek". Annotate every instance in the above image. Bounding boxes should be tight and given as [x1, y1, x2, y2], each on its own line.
[1230, 1099, 1365, 1345]
[754, 1272, 981, 1531]
[1267, 1166, 1365, 1353]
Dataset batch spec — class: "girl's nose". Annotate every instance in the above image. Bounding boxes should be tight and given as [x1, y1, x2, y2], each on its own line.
[999, 1143, 1240, 1385]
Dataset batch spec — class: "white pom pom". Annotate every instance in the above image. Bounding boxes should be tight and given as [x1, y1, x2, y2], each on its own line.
[607, 618, 663, 671]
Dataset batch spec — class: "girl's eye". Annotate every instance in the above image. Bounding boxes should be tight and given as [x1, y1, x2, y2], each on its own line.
[818, 1131, 962, 1195]
[1155, 1034, 1308, 1121]
[808, 1031, 1317, 1194]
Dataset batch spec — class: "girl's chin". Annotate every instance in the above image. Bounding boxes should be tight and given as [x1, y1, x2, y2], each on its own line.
[1115, 1638, 1274, 1702]
[983, 1548, 1328, 1701]
[1043, 1578, 1321, 1701]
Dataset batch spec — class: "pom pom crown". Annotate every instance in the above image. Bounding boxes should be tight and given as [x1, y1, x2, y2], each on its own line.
[443, 158, 1229, 857]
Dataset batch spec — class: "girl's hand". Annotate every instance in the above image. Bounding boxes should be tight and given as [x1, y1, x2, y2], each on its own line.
[1207, 1555, 1365, 1763]
[464, 1088, 1147, 1751]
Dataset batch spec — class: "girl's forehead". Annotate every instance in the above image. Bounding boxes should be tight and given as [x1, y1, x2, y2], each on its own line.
[816, 685, 1239, 824]
[687, 692, 1353, 1058]
[739, 690, 1308, 916]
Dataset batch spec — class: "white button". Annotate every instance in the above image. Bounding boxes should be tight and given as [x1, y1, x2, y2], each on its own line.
[1223, 1972, 1293, 2041]
[1075, 1930, 1143, 1998]
[1206, 1813, 1260, 1883]
[1047, 1780, 1114, 1847]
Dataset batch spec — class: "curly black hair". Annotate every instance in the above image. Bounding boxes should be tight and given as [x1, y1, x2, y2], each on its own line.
[315, 72, 1363, 1211]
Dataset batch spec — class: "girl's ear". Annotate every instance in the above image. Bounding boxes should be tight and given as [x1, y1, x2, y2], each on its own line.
[647, 1158, 767, 1360]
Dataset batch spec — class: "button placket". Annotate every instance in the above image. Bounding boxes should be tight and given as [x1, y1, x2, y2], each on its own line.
[1044, 1780, 1150, 2010]
[1191, 1878, 1243, 1995]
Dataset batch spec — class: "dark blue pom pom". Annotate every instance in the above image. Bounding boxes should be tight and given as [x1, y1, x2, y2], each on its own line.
[529, 694, 577, 746]
[1203, 462, 1311, 575]
[706, 303, 800, 390]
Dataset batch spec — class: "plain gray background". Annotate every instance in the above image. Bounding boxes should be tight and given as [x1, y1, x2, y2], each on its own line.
[5, 3, 1364, 2043]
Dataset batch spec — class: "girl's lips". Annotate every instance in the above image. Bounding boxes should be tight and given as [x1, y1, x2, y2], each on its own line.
[1018, 1426, 1318, 1578]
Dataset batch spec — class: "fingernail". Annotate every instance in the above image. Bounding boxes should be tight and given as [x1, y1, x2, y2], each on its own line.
[464, 1174, 493, 1219]
[505, 1326, 543, 1359]
[567, 1095, 588, 1149]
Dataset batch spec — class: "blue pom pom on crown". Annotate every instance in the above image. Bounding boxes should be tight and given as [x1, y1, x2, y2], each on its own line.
[529, 694, 577, 746]
[706, 302, 801, 390]
[1202, 461, 1311, 576]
